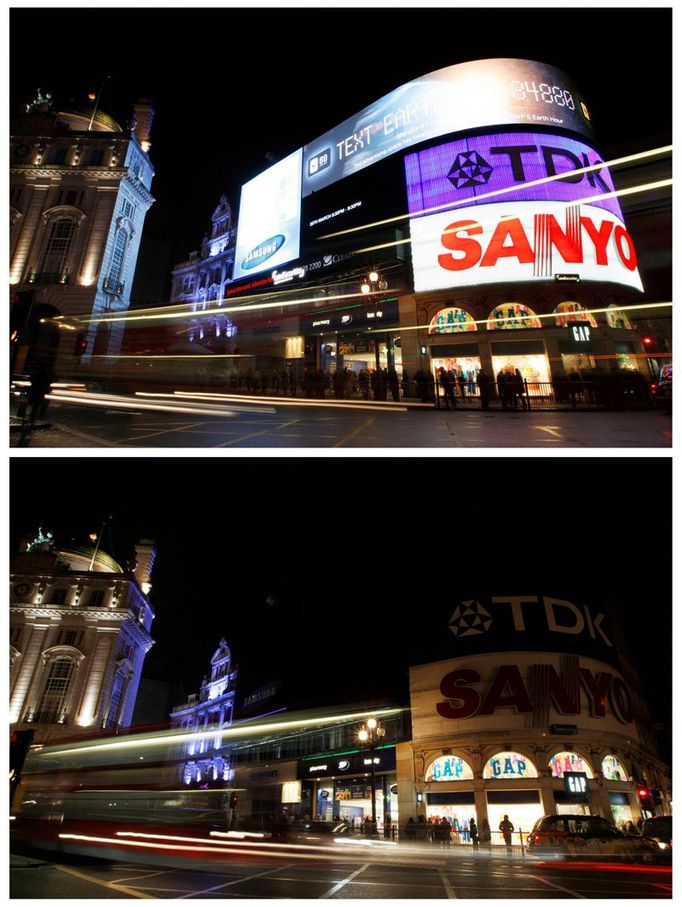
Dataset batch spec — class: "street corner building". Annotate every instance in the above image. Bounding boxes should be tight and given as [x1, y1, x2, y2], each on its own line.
[9, 531, 156, 745]
[395, 594, 671, 841]
[146, 57, 669, 400]
[10, 89, 155, 369]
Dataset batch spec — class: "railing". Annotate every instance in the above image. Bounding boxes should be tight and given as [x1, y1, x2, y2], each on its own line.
[394, 825, 529, 853]
[435, 376, 654, 411]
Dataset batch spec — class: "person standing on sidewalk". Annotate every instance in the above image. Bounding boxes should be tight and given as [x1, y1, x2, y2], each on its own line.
[499, 814, 514, 852]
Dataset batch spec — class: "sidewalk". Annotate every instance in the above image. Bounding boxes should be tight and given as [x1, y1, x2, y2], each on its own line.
[10, 420, 113, 448]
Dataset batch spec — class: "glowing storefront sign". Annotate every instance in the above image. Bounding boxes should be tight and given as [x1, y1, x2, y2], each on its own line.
[233, 148, 302, 281]
[549, 752, 594, 779]
[425, 755, 474, 782]
[487, 303, 541, 330]
[303, 59, 591, 196]
[429, 307, 477, 334]
[483, 751, 538, 779]
[409, 201, 643, 293]
[602, 754, 628, 782]
[554, 301, 599, 327]
[405, 132, 620, 220]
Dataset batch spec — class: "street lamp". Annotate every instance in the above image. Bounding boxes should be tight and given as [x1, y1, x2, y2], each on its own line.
[360, 272, 388, 375]
[357, 716, 386, 832]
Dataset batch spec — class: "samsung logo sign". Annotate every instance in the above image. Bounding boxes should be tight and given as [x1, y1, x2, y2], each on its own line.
[242, 235, 285, 271]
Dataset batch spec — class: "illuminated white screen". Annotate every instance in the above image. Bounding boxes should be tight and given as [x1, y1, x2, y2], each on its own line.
[233, 149, 302, 280]
[409, 201, 643, 293]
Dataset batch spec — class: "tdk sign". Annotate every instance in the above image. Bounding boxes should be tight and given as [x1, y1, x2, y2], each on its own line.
[307, 148, 332, 178]
[242, 235, 286, 271]
[405, 131, 622, 221]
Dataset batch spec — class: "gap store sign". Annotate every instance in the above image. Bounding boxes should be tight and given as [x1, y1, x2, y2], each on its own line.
[405, 131, 642, 293]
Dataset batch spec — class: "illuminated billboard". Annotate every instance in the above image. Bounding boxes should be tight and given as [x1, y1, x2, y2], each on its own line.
[302, 58, 592, 197]
[233, 148, 303, 281]
[409, 200, 643, 292]
[405, 132, 623, 220]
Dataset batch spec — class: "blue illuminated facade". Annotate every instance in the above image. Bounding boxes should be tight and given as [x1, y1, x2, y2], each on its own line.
[170, 638, 238, 786]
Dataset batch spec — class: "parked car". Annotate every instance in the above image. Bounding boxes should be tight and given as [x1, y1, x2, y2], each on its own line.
[651, 364, 672, 404]
[528, 814, 659, 861]
[641, 816, 672, 852]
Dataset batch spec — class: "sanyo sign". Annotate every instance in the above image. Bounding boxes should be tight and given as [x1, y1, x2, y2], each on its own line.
[409, 201, 643, 293]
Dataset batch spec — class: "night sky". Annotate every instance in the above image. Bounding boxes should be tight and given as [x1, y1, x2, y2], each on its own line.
[10, 5, 673, 270]
[9, 456, 672, 735]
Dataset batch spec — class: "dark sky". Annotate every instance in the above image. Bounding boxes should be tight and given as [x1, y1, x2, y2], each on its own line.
[9, 456, 672, 732]
[10, 5, 673, 264]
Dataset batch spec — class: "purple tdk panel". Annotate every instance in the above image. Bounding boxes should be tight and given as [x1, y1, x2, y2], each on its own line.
[404, 132, 622, 220]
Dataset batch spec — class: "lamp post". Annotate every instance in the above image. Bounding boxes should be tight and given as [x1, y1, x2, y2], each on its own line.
[360, 272, 388, 376]
[357, 716, 386, 833]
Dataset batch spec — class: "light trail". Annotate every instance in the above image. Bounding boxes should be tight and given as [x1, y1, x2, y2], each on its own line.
[36, 706, 404, 759]
[320, 144, 672, 239]
[137, 390, 412, 413]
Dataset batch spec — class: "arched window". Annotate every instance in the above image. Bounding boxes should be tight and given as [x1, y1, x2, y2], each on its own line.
[602, 754, 628, 781]
[487, 303, 542, 330]
[425, 755, 474, 781]
[107, 227, 128, 290]
[39, 217, 76, 281]
[428, 307, 477, 334]
[605, 305, 633, 330]
[549, 752, 595, 779]
[104, 672, 127, 729]
[554, 301, 598, 328]
[36, 657, 76, 723]
[482, 751, 538, 779]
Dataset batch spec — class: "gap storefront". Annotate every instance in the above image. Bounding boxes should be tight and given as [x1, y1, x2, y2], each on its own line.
[396, 594, 671, 840]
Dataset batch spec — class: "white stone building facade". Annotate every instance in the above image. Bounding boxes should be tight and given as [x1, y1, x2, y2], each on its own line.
[10, 92, 155, 365]
[10, 533, 156, 744]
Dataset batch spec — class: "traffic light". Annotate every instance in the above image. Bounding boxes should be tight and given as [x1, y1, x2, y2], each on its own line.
[642, 335, 654, 348]
[74, 333, 87, 356]
[229, 792, 238, 808]
[637, 785, 654, 813]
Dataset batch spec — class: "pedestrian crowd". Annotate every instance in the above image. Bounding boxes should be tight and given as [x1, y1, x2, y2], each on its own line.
[403, 815, 501, 848]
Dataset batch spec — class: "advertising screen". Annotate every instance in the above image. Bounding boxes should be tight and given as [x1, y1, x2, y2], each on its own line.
[232, 148, 303, 281]
[302, 58, 592, 197]
[405, 132, 623, 220]
[409, 200, 643, 293]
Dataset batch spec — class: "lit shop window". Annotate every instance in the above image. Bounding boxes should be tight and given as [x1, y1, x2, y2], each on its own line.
[554, 301, 598, 328]
[549, 752, 594, 779]
[428, 307, 477, 334]
[602, 755, 629, 782]
[425, 755, 474, 782]
[482, 751, 538, 779]
[605, 305, 633, 330]
[487, 303, 541, 330]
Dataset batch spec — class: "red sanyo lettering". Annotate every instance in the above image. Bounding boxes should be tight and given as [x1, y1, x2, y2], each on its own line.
[437, 214, 637, 270]
[437, 668, 481, 718]
[436, 663, 634, 724]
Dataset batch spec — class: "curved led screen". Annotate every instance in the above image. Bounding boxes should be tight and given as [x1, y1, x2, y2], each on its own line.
[405, 132, 622, 220]
[302, 58, 592, 197]
[409, 200, 643, 293]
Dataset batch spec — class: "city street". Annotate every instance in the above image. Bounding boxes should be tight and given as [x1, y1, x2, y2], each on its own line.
[10, 850, 673, 899]
[10, 397, 672, 448]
